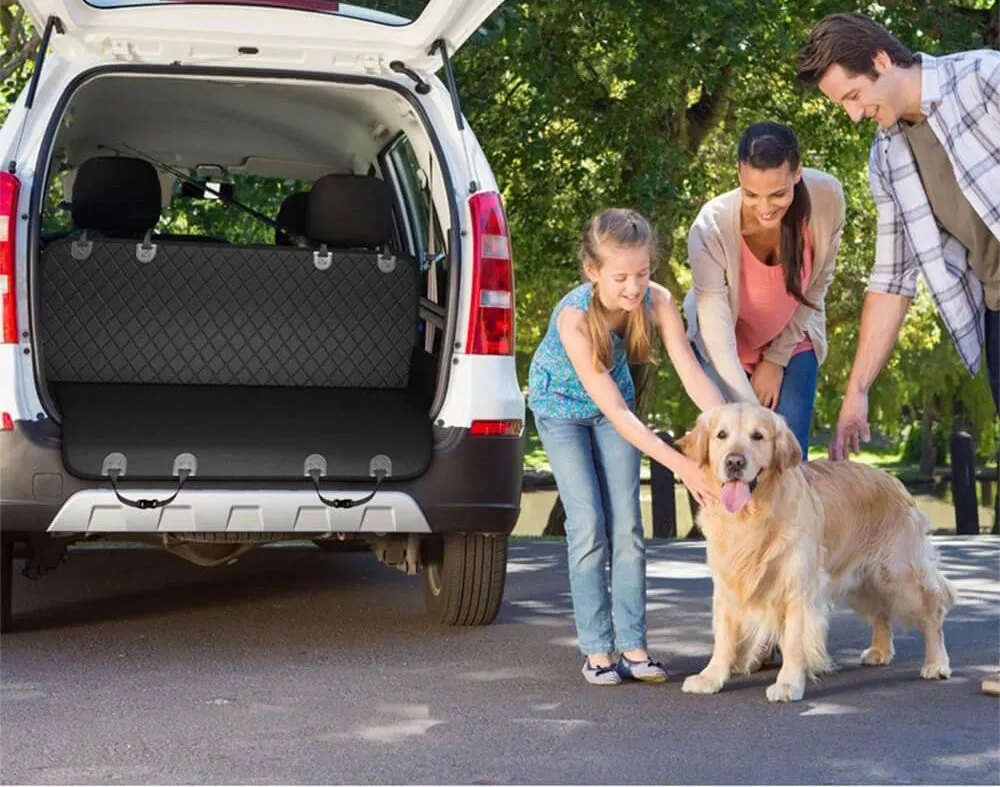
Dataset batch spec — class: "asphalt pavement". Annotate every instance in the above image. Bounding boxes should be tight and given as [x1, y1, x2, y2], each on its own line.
[1, 536, 998, 785]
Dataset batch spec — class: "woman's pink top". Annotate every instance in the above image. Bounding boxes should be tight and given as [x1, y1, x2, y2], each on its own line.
[735, 231, 814, 373]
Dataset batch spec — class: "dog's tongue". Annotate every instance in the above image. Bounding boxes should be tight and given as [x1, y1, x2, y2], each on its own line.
[721, 480, 751, 513]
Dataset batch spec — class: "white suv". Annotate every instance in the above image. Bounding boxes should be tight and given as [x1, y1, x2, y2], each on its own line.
[0, 0, 524, 629]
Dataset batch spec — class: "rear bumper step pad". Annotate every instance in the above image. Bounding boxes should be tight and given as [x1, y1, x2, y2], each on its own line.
[46, 489, 431, 534]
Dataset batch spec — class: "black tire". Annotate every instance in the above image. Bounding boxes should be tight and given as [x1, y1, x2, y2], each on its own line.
[422, 533, 507, 626]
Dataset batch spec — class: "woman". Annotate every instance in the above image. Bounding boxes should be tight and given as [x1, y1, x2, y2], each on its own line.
[683, 121, 845, 454]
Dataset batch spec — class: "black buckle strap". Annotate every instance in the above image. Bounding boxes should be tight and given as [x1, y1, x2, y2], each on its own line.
[107, 468, 191, 510]
[308, 468, 388, 509]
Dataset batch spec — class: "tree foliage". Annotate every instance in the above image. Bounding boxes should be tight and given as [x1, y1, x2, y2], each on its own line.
[455, 0, 998, 456]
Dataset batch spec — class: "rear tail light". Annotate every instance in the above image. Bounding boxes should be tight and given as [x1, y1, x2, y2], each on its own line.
[466, 191, 514, 355]
[470, 419, 523, 437]
[1, 413, 12, 431]
[0, 172, 20, 344]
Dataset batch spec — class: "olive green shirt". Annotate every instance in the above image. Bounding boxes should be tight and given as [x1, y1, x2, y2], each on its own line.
[903, 118, 1000, 309]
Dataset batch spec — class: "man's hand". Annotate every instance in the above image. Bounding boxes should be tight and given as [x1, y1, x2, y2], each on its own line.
[830, 389, 871, 460]
[750, 359, 784, 410]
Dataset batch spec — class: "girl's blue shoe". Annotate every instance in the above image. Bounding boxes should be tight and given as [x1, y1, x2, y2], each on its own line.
[616, 654, 669, 683]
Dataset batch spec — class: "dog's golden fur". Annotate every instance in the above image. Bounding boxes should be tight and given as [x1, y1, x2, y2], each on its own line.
[677, 403, 956, 703]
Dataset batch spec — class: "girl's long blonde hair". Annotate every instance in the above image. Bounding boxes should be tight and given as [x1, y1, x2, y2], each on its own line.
[579, 208, 659, 373]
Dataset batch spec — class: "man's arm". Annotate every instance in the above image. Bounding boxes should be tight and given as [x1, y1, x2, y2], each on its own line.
[829, 291, 911, 460]
[830, 141, 919, 461]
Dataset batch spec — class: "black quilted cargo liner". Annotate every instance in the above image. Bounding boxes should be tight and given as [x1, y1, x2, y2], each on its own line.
[56, 383, 433, 481]
[40, 237, 430, 480]
[40, 239, 419, 389]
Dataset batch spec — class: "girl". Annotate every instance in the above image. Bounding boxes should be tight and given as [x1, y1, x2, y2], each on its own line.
[684, 121, 845, 454]
[528, 208, 723, 686]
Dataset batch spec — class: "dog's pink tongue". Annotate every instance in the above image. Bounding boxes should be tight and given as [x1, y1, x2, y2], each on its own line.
[721, 480, 751, 513]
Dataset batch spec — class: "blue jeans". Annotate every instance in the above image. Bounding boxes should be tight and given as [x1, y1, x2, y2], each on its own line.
[694, 345, 819, 456]
[535, 414, 646, 655]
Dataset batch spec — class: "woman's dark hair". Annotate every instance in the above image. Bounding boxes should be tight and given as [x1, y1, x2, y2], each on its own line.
[738, 121, 815, 309]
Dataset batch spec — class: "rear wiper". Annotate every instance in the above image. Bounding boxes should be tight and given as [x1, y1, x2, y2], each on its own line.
[97, 142, 310, 246]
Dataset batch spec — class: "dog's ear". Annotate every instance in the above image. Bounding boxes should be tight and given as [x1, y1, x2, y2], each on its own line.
[773, 412, 803, 471]
[677, 413, 711, 467]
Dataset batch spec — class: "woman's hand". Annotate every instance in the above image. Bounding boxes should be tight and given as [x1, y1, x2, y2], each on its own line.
[750, 359, 784, 410]
[676, 457, 718, 507]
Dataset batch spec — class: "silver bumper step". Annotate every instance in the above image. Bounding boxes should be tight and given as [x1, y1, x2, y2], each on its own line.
[46, 489, 431, 534]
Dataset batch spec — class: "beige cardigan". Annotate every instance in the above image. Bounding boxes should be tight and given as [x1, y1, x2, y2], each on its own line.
[683, 167, 846, 404]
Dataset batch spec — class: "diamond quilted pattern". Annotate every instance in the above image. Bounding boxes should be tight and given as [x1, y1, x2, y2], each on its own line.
[40, 240, 419, 388]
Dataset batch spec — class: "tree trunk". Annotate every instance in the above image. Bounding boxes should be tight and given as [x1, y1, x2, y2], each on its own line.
[919, 401, 937, 478]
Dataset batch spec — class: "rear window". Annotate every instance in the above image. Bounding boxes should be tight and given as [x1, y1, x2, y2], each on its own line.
[83, 0, 430, 25]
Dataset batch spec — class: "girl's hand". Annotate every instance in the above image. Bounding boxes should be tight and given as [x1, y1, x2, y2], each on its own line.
[676, 458, 718, 507]
[750, 359, 784, 410]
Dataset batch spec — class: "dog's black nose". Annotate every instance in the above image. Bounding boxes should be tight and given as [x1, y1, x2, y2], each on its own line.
[724, 453, 746, 477]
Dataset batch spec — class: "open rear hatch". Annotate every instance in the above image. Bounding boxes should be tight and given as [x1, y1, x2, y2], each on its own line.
[18, 0, 502, 72]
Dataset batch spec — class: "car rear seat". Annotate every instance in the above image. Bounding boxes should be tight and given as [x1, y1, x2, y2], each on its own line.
[39, 171, 419, 390]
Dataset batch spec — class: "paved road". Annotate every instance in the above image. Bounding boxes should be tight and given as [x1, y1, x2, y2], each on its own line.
[2, 537, 998, 785]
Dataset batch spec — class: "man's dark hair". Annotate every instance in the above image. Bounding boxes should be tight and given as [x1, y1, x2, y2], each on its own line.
[798, 12, 917, 85]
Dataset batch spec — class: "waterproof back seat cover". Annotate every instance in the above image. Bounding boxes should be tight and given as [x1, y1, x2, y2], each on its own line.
[40, 166, 432, 481]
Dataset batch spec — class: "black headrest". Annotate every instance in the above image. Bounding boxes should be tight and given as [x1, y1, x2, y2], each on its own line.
[307, 174, 393, 248]
[72, 157, 161, 237]
[275, 191, 309, 246]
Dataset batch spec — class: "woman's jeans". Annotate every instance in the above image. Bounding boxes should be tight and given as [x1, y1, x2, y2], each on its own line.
[695, 346, 819, 456]
[535, 414, 646, 655]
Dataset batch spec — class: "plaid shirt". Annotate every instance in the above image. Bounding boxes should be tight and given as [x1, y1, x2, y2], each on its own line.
[867, 49, 1000, 374]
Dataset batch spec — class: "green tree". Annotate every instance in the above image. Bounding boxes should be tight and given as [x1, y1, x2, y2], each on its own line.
[1, 1, 36, 116]
[457, 0, 998, 458]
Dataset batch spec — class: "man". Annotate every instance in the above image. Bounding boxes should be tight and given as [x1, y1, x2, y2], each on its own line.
[798, 12, 1000, 462]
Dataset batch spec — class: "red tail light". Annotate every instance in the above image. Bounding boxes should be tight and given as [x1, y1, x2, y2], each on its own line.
[470, 419, 523, 437]
[0, 172, 20, 344]
[1, 413, 12, 431]
[466, 191, 514, 355]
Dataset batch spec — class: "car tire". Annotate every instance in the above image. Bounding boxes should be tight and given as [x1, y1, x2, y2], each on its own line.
[422, 533, 507, 626]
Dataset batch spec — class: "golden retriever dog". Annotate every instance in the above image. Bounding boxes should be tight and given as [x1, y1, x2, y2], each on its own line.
[677, 403, 956, 703]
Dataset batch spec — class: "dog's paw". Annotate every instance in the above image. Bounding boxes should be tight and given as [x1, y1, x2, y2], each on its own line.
[682, 673, 724, 695]
[766, 681, 805, 703]
[860, 646, 894, 666]
[920, 661, 951, 680]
